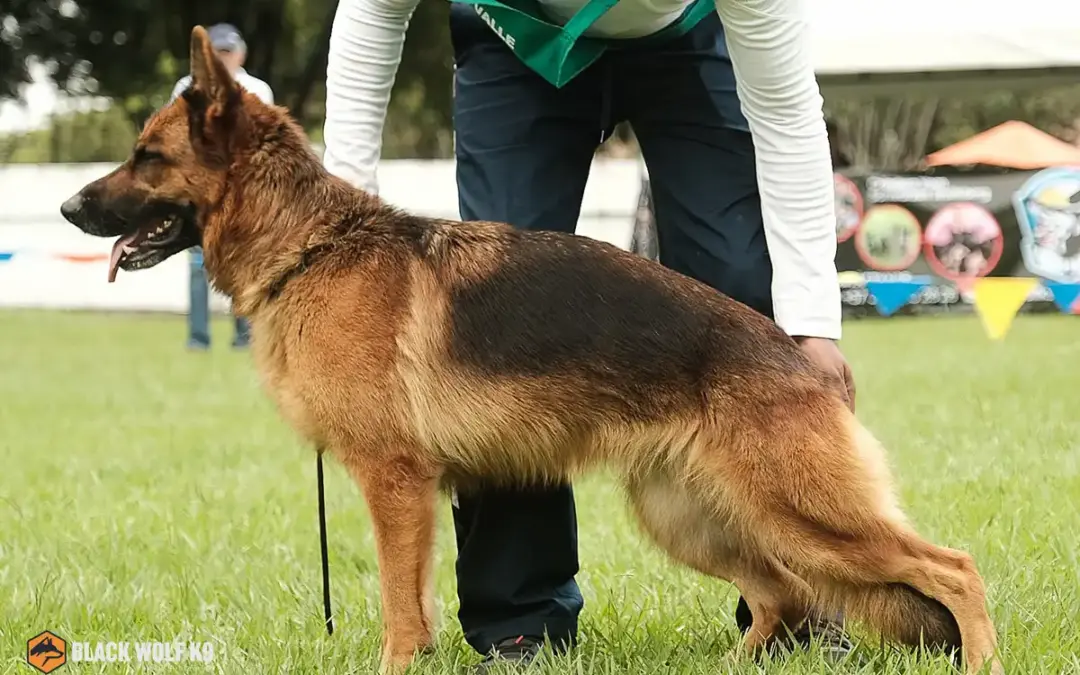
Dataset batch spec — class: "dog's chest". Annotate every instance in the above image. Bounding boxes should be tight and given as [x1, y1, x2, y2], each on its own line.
[251, 323, 324, 446]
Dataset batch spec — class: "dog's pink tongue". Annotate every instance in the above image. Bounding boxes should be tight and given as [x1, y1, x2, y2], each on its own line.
[108, 233, 140, 283]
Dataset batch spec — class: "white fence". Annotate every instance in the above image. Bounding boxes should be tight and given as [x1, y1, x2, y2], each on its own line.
[0, 159, 644, 313]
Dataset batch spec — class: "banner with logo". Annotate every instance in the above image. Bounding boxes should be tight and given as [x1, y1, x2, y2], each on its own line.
[632, 165, 1080, 336]
[832, 167, 1080, 314]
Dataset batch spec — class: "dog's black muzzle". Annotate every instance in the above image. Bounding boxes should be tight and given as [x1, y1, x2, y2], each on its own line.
[60, 190, 135, 238]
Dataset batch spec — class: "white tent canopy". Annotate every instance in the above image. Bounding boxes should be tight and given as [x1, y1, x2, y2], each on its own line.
[809, 0, 1080, 97]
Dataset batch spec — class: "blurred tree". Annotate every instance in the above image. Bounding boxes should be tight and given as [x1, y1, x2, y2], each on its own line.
[1, 0, 455, 158]
[379, 0, 453, 159]
[825, 98, 941, 172]
[1, 106, 138, 162]
[5, 0, 1077, 165]
[825, 84, 1080, 172]
[931, 87, 1080, 147]
[1, 0, 341, 128]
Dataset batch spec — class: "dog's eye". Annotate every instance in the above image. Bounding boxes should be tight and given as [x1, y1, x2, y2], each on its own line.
[134, 148, 167, 165]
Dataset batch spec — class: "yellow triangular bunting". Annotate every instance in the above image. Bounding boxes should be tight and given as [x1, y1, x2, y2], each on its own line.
[971, 277, 1040, 341]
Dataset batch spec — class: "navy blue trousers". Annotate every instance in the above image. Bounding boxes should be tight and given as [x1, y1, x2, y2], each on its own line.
[449, 5, 770, 654]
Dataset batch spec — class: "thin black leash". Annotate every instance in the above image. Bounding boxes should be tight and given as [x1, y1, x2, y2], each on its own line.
[317, 449, 334, 635]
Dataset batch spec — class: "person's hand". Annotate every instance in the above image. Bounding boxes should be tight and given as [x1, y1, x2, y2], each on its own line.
[793, 337, 856, 412]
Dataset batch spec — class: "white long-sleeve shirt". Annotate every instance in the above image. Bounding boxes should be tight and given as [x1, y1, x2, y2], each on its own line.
[170, 67, 275, 105]
[323, 0, 842, 340]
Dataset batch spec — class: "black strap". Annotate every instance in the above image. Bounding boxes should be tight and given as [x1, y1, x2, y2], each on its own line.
[266, 242, 335, 302]
[317, 449, 334, 635]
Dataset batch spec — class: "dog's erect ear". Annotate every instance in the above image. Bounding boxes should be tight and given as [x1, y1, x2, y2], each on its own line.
[189, 26, 237, 113]
[184, 25, 244, 166]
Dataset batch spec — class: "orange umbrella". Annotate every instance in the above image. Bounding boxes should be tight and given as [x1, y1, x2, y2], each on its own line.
[925, 120, 1080, 170]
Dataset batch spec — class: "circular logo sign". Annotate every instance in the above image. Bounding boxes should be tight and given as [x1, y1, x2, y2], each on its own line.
[854, 204, 923, 271]
[834, 173, 864, 243]
[922, 203, 1004, 281]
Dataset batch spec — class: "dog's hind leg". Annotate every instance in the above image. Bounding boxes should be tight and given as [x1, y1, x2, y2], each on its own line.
[346, 450, 439, 674]
[707, 402, 1001, 675]
[625, 469, 814, 658]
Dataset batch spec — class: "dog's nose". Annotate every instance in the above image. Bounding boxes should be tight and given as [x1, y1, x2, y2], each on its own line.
[60, 193, 84, 221]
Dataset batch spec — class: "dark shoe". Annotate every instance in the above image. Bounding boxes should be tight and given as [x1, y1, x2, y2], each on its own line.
[474, 636, 543, 673]
[786, 615, 855, 662]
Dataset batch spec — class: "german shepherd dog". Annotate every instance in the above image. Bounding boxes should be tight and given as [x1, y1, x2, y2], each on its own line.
[59, 26, 1003, 675]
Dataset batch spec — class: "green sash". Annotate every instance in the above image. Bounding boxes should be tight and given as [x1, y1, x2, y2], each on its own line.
[452, 0, 715, 88]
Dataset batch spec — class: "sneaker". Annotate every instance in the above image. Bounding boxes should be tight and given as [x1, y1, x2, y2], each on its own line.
[186, 340, 210, 351]
[474, 635, 543, 673]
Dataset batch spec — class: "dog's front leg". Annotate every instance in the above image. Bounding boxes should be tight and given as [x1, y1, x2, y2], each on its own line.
[349, 452, 439, 674]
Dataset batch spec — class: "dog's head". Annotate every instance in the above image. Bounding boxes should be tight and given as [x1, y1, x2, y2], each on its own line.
[59, 26, 275, 283]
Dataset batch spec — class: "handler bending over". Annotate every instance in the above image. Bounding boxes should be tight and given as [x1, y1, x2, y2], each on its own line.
[322, 0, 856, 668]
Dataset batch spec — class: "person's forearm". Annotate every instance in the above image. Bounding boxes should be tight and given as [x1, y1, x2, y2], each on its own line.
[323, 0, 420, 193]
[714, 0, 842, 340]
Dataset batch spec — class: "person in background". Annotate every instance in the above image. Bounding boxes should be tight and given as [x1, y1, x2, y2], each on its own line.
[324, 0, 856, 669]
[169, 23, 274, 351]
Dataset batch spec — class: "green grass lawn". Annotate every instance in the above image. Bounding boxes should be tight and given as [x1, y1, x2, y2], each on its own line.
[2, 309, 1078, 674]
